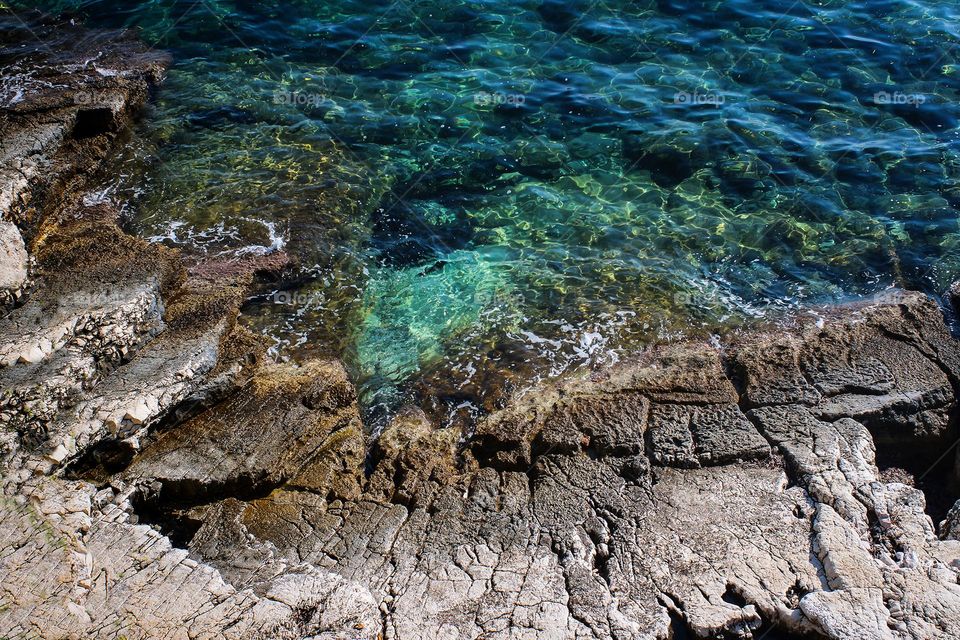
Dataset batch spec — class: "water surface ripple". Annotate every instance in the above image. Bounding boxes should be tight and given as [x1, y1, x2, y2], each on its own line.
[15, 0, 960, 427]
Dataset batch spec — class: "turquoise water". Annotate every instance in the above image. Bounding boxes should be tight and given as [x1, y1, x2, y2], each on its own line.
[12, 0, 960, 427]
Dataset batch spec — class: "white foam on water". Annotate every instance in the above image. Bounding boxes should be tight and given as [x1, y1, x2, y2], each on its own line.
[82, 185, 115, 207]
[228, 218, 287, 257]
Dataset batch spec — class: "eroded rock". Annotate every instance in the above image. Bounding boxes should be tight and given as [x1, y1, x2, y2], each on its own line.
[124, 359, 365, 503]
[0, 16, 355, 640]
[0, 220, 28, 305]
[174, 293, 960, 640]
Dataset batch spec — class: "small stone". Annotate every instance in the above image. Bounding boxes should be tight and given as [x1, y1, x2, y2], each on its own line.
[46, 444, 70, 464]
[124, 401, 151, 425]
[18, 345, 46, 364]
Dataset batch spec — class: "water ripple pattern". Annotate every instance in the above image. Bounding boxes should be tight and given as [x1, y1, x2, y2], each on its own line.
[17, 0, 960, 427]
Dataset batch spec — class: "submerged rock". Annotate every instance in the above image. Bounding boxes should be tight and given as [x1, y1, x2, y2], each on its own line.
[2, 14, 960, 640]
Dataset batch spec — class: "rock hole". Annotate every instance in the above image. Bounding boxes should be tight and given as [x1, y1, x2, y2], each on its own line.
[72, 107, 114, 139]
[130, 490, 205, 549]
[723, 355, 749, 399]
[293, 604, 319, 627]
[128, 474, 285, 549]
[582, 443, 601, 460]
[665, 606, 692, 640]
[721, 584, 748, 607]
[63, 438, 137, 484]
[785, 580, 809, 608]
[874, 429, 960, 529]
[750, 621, 830, 640]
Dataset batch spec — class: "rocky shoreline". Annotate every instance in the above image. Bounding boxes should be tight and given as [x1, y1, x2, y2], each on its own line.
[2, 16, 960, 640]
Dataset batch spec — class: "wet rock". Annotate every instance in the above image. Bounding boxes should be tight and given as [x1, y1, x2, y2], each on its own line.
[365, 405, 460, 505]
[0, 18, 168, 236]
[0, 217, 183, 451]
[124, 359, 365, 503]
[733, 292, 960, 447]
[472, 343, 738, 469]
[0, 18, 369, 639]
[729, 333, 823, 407]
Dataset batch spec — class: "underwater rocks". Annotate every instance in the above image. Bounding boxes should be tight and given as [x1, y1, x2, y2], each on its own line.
[3, 15, 960, 640]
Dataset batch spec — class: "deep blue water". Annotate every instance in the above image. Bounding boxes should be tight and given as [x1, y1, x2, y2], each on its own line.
[9, 0, 960, 427]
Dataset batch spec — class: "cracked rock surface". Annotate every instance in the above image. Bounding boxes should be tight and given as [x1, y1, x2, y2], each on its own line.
[119, 293, 960, 640]
[3, 13, 960, 640]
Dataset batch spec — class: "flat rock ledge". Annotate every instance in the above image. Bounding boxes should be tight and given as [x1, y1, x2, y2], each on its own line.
[3, 14, 960, 640]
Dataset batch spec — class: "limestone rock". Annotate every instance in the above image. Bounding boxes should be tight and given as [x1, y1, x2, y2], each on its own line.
[124, 359, 365, 503]
[943, 500, 960, 540]
[0, 219, 28, 304]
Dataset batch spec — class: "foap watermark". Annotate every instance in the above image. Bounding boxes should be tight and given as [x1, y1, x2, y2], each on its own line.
[272, 290, 323, 305]
[672, 281, 727, 306]
[672, 291, 697, 306]
[869, 288, 905, 306]
[273, 90, 327, 107]
[63, 287, 157, 307]
[74, 89, 115, 106]
[873, 91, 927, 107]
[272, 68, 339, 107]
[474, 288, 526, 308]
[474, 91, 526, 107]
[673, 90, 725, 106]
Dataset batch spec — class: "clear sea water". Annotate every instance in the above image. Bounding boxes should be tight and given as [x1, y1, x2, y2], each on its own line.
[11, 0, 960, 428]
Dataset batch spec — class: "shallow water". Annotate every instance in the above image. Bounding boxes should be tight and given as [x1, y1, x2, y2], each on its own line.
[12, 0, 960, 427]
